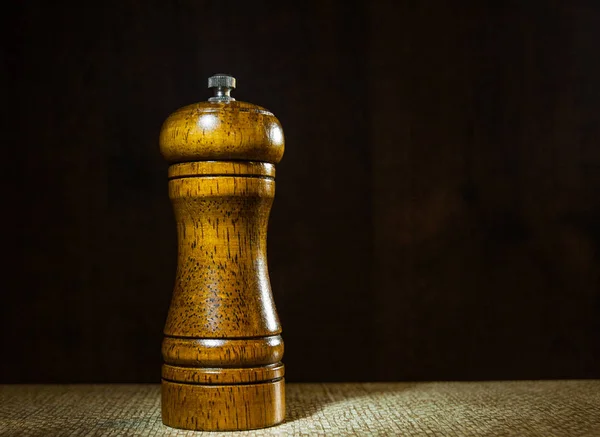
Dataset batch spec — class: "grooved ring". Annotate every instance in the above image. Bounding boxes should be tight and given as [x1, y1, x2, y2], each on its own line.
[162, 335, 284, 367]
[168, 161, 275, 179]
[162, 362, 285, 384]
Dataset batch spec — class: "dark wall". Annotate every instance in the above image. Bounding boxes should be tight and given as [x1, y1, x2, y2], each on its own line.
[3, 1, 599, 383]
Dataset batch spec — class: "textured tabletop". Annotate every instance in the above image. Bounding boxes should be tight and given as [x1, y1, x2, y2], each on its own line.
[1, 381, 599, 436]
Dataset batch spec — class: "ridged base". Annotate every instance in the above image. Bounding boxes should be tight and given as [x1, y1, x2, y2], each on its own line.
[161, 378, 285, 431]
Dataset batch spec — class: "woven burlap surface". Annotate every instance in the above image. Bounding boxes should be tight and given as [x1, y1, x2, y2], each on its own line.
[1, 381, 599, 436]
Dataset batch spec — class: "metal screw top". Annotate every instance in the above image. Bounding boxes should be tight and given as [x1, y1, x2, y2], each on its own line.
[208, 74, 236, 102]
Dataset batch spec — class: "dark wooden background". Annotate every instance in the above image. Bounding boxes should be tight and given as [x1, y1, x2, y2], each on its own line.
[3, 1, 599, 383]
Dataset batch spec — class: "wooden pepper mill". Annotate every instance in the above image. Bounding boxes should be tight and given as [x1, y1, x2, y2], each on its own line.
[158, 74, 285, 431]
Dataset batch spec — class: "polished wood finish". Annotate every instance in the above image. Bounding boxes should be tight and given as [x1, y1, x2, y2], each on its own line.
[161, 379, 285, 431]
[160, 101, 284, 164]
[161, 363, 285, 384]
[158, 94, 285, 431]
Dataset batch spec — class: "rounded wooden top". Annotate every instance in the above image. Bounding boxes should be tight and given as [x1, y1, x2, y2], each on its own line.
[159, 100, 285, 164]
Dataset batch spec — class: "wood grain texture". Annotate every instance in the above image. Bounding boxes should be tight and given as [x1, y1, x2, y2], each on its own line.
[162, 363, 285, 384]
[159, 101, 284, 164]
[168, 161, 275, 179]
[161, 379, 285, 431]
[158, 97, 285, 430]
[162, 335, 284, 367]
[1, 382, 599, 436]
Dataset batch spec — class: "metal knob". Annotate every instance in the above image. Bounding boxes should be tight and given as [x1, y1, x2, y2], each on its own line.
[208, 74, 236, 102]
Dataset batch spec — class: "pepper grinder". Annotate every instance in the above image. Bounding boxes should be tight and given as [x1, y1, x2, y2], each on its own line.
[159, 74, 285, 431]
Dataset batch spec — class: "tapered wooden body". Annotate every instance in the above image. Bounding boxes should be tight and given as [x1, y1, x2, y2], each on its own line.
[159, 84, 285, 431]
